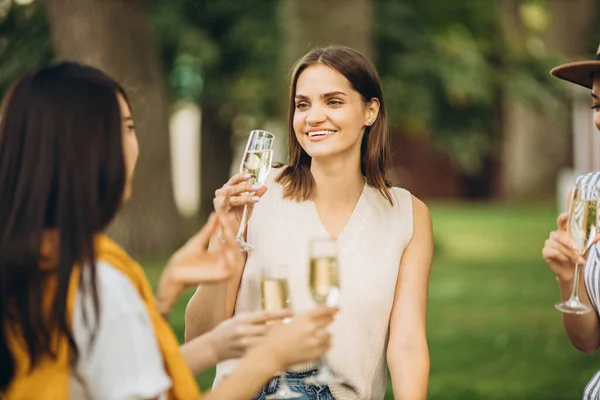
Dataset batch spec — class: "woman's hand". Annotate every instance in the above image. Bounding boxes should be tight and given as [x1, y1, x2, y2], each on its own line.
[206, 309, 294, 361]
[257, 306, 338, 370]
[156, 213, 242, 318]
[542, 213, 586, 282]
[213, 172, 268, 223]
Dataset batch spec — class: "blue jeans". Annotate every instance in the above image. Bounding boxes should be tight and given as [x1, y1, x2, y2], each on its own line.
[253, 370, 336, 400]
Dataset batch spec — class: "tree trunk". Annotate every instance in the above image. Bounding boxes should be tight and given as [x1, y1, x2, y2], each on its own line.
[499, 0, 596, 201]
[276, 0, 373, 168]
[199, 103, 233, 222]
[42, 0, 183, 254]
[280, 0, 373, 71]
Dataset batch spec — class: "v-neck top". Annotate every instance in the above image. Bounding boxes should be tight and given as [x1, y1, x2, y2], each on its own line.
[214, 167, 414, 400]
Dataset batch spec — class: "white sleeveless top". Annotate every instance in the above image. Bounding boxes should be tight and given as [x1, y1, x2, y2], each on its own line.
[214, 169, 414, 400]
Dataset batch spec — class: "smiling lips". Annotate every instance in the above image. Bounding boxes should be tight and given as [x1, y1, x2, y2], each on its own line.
[307, 129, 336, 137]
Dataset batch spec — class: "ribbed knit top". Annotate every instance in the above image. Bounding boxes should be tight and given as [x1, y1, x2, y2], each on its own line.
[215, 168, 414, 399]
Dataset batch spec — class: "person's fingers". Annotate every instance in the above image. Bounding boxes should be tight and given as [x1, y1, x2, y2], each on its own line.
[305, 306, 338, 321]
[549, 231, 577, 250]
[557, 213, 568, 231]
[214, 187, 231, 213]
[220, 186, 232, 212]
[217, 215, 243, 263]
[227, 172, 252, 186]
[545, 236, 579, 263]
[186, 213, 218, 248]
[296, 307, 337, 329]
[543, 244, 578, 266]
[242, 309, 294, 324]
[239, 336, 262, 350]
[228, 183, 263, 196]
[228, 196, 259, 208]
[254, 186, 268, 197]
[240, 324, 268, 337]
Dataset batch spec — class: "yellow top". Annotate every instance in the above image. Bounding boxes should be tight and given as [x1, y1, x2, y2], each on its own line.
[3, 234, 200, 400]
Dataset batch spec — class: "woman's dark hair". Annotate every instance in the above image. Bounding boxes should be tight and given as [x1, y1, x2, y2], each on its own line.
[0, 62, 128, 389]
[276, 45, 393, 204]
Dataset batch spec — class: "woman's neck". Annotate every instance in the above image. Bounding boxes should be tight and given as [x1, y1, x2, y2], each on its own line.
[310, 157, 364, 208]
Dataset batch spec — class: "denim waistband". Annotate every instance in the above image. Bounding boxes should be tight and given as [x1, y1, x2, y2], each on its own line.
[254, 370, 336, 400]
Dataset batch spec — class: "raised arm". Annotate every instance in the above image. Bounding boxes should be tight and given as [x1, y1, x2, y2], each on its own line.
[387, 197, 433, 400]
[543, 210, 600, 354]
[184, 173, 267, 339]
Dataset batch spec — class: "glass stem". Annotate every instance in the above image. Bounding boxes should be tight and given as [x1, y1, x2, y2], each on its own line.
[236, 204, 250, 239]
[570, 262, 582, 302]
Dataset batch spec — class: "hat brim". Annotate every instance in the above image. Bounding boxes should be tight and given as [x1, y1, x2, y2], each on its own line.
[550, 60, 600, 89]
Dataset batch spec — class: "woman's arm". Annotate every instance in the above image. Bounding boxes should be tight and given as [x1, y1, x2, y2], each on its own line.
[185, 175, 265, 339]
[202, 307, 336, 400]
[387, 197, 433, 400]
[543, 190, 600, 354]
[557, 269, 600, 353]
[184, 244, 246, 340]
[153, 212, 242, 331]
[180, 309, 293, 375]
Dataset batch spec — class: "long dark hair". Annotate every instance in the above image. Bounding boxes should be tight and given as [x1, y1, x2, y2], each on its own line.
[276, 45, 393, 204]
[0, 62, 128, 389]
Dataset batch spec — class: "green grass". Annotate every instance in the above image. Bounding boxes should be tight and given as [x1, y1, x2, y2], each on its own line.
[140, 203, 599, 399]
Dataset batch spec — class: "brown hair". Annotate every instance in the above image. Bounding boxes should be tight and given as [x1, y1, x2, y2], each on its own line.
[275, 45, 392, 205]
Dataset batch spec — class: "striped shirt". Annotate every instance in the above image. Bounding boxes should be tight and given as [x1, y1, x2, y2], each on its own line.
[573, 172, 600, 400]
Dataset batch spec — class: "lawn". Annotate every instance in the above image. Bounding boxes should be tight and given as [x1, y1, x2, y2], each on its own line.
[140, 203, 599, 399]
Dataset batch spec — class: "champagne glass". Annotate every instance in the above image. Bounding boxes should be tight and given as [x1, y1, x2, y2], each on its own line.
[236, 130, 274, 252]
[261, 264, 302, 399]
[304, 238, 341, 386]
[555, 182, 599, 314]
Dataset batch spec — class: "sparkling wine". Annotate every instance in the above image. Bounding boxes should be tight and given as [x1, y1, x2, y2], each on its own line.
[309, 256, 340, 306]
[240, 149, 273, 186]
[261, 278, 291, 311]
[568, 199, 599, 254]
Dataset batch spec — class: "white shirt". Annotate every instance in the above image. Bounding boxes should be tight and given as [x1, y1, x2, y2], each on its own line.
[68, 261, 171, 400]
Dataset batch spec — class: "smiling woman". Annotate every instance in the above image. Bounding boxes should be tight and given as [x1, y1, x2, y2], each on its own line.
[186, 45, 434, 400]
[543, 44, 600, 400]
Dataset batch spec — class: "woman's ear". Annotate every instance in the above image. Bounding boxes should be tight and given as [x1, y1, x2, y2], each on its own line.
[365, 98, 380, 126]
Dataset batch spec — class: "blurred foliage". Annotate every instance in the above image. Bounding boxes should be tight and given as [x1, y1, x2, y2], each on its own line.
[0, 0, 595, 178]
[375, 0, 570, 175]
[147, 0, 281, 124]
[0, 0, 51, 97]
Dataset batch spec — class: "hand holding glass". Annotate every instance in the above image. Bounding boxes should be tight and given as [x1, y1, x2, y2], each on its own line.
[304, 238, 341, 386]
[236, 130, 274, 252]
[261, 264, 301, 399]
[555, 183, 599, 314]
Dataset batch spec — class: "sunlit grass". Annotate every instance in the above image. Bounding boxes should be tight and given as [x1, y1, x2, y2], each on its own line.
[141, 203, 598, 399]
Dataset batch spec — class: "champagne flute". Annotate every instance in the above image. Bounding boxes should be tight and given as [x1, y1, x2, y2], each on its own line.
[236, 130, 274, 252]
[261, 264, 302, 399]
[555, 182, 599, 314]
[304, 238, 341, 386]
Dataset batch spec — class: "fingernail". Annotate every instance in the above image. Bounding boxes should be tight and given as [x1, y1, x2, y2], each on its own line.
[252, 196, 260, 202]
[244, 173, 251, 179]
[251, 184, 261, 191]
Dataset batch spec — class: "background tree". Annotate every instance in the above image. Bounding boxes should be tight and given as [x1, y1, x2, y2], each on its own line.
[42, 0, 183, 253]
